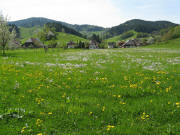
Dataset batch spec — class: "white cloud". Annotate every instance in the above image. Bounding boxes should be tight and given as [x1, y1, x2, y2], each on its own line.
[0, 0, 122, 27]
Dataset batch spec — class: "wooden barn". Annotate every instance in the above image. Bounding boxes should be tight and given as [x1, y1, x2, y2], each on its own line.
[22, 38, 44, 48]
[122, 39, 142, 48]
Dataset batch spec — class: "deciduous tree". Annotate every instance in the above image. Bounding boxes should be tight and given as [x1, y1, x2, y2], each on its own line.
[0, 14, 15, 55]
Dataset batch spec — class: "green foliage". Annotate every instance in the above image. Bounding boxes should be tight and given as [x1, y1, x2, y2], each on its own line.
[8, 24, 20, 38]
[90, 34, 102, 43]
[136, 32, 149, 38]
[37, 25, 57, 43]
[99, 41, 108, 49]
[0, 14, 16, 55]
[47, 40, 57, 48]
[162, 26, 180, 41]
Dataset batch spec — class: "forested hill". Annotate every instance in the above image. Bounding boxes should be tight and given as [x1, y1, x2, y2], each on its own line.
[104, 19, 177, 38]
[9, 17, 105, 34]
[46, 22, 83, 38]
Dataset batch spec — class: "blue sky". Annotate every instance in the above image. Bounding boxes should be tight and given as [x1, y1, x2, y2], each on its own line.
[112, 0, 180, 23]
[0, 0, 180, 27]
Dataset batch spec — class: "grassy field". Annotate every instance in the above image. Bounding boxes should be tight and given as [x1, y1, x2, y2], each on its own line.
[0, 39, 180, 135]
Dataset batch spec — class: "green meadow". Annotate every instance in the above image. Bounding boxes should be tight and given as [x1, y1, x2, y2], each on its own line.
[0, 39, 180, 135]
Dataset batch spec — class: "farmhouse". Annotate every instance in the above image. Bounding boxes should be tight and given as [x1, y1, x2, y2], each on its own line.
[89, 40, 98, 49]
[117, 41, 125, 48]
[22, 38, 44, 48]
[122, 39, 142, 48]
[108, 42, 116, 48]
[122, 40, 136, 48]
[67, 41, 76, 48]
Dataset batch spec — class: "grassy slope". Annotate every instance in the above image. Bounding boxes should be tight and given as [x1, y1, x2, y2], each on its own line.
[105, 30, 138, 42]
[55, 32, 88, 44]
[20, 26, 42, 41]
[0, 39, 180, 134]
[20, 26, 88, 44]
[145, 38, 180, 48]
[44, 32, 89, 47]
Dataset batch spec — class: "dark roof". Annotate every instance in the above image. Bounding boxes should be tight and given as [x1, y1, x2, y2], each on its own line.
[23, 38, 44, 47]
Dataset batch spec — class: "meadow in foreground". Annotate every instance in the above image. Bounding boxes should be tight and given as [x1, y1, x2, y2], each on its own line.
[0, 41, 180, 135]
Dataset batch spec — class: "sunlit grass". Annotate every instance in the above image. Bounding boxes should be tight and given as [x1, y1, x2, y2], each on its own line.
[0, 41, 180, 134]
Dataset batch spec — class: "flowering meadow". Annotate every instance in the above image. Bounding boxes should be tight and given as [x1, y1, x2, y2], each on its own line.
[0, 45, 180, 134]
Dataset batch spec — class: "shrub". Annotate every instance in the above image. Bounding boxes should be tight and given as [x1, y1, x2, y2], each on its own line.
[162, 26, 180, 41]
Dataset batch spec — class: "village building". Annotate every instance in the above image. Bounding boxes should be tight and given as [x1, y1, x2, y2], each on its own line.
[108, 42, 116, 48]
[122, 39, 142, 48]
[89, 40, 98, 49]
[122, 39, 136, 48]
[67, 41, 76, 48]
[22, 38, 44, 48]
[117, 41, 125, 48]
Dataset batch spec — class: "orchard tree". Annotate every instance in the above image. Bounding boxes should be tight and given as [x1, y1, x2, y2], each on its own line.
[0, 14, 15, 55]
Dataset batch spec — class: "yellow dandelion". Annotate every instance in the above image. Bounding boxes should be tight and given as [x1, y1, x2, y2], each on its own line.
[102, 106, 105, 112]
[156, 81, 161, 85]
[21, 127, 26, 133]
[36, 119, 43, 127]
[89, 112, 93, 115]
[120, 101, 126, 105]
[130, 84, 137, 88]
[48, 112, 53, 115]
[106, 125, 115, 131]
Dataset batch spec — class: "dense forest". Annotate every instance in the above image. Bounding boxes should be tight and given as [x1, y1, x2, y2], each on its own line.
[104, 19, 177, 38]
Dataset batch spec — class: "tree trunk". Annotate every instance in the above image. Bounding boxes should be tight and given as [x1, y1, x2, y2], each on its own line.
[2, 45, 5, 56]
